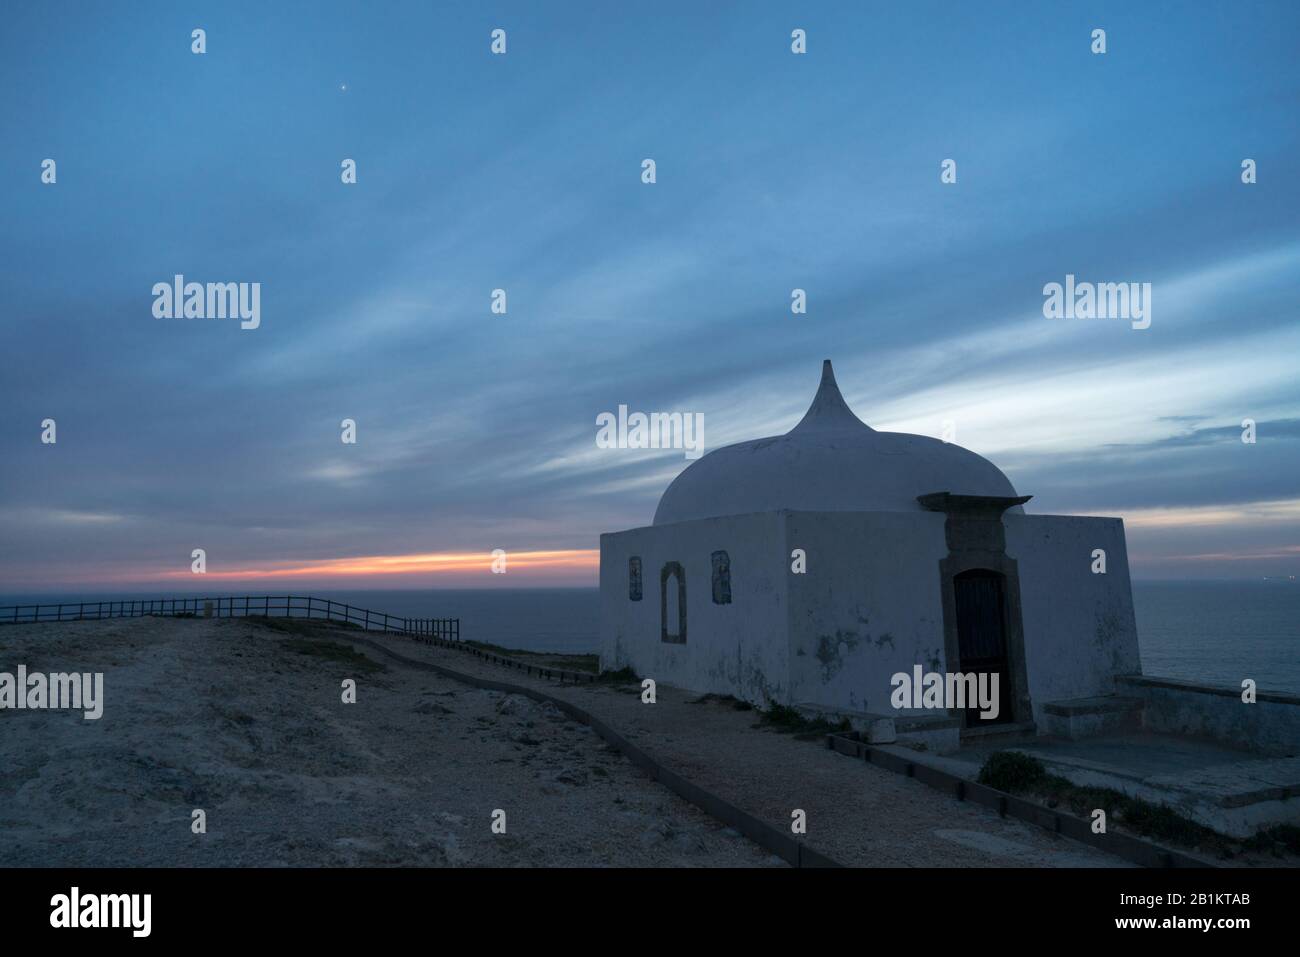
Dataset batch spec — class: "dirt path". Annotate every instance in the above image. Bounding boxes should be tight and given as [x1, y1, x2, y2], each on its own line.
[0, 617, 781, 867]
[349, 630, 1131, 868]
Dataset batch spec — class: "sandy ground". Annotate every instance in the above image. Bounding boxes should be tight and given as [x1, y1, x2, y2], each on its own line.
[0, 617, 782, 867]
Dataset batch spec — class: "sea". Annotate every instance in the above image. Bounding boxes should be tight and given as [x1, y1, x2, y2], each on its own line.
[1, 581, 1296, 694]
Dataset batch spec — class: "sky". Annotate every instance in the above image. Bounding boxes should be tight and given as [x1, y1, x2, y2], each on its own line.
[1, 1, 1297, 592]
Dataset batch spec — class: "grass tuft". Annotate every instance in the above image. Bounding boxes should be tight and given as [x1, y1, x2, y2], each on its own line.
[756, 702, 850, 736]
[976, 750, 1048, 792]
[282, 638, 386, 674]
[249, 615, 359, 636]
[689, 693, 754, 711]
[1242, 824, 1300, 857]
[596, 665, 639, 683]
[977, 750, 1224, 850]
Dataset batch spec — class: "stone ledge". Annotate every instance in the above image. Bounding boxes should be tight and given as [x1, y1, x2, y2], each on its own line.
[1043, 696, 1144, 717]
[1118, 674, 1300, 706]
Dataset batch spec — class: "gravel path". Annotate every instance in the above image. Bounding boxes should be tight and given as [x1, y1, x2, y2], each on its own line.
[0, 617, 782, 867]
[352, 630, 1131, 867]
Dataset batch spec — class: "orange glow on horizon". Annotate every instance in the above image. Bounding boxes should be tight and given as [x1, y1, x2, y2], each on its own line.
[155, 549, 599, 582]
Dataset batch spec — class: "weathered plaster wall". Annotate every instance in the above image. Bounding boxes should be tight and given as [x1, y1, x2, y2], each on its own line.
[599, 512, 790, 706]
[1005, 514, 1142, 725]
[784, 510, 949, 716]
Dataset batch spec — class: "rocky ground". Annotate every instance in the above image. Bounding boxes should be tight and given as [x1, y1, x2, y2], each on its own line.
[0, 617, 781, 867]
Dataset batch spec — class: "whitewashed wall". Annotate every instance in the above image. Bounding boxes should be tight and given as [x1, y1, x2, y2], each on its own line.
[599, 511, 790, 704]
[783, 510, 949, 715]
[1005, 514, 1142, 724]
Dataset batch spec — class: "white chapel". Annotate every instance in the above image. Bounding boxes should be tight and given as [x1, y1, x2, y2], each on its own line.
[599, 361, 1142, 748]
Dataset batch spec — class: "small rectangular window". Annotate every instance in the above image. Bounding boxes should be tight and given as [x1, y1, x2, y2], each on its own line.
[629, 556, 643, 601]
[711, 550, 731, 605]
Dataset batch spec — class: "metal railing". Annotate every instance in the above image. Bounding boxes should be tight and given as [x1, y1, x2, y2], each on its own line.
[0, 595, 459, 642]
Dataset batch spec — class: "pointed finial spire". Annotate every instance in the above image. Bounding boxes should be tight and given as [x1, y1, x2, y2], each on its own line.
[789, 360, 874, 434]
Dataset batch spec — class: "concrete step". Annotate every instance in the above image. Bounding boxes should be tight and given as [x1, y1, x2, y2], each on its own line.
[960, 719, 1038, 744]
[1042, 695, 1144, 739]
